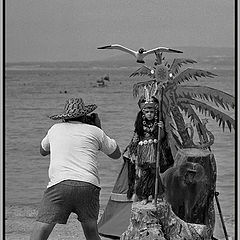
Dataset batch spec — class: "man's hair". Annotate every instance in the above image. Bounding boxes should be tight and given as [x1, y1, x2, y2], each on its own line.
[64, 115, 96, 126]
[64, 116, 86, 123]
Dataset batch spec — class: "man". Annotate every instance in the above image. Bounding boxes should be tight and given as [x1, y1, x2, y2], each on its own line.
[30, 97, 121, 240]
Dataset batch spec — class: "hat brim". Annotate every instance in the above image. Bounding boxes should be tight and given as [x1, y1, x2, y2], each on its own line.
[49, 104, 97, 120]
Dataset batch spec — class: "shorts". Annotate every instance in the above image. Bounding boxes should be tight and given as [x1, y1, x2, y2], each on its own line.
[36, 180, 100, 224]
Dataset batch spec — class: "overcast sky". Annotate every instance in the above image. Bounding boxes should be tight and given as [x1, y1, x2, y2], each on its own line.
[6, 0, 234, 62]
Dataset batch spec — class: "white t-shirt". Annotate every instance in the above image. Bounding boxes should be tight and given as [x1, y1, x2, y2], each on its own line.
[41, 122, 118, 188]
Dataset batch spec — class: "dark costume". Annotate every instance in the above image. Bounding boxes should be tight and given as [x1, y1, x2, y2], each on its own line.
[124, 127, 174, 201]
[98, 96, 174, 238]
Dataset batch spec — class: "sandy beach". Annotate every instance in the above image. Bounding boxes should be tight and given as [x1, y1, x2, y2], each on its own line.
[5, 204, 235, 240]
[5, 205, 111, 240]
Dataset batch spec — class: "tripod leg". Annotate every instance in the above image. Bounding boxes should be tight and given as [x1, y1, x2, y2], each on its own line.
[214, 192, 229, 240]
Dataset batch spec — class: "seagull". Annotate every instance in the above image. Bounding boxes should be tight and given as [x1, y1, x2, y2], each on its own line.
[97, 44, 183, 63]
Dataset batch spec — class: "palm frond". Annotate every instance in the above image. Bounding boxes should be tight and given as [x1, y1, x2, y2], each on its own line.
[171, 130, 183, 147]
[178, 102, 209, 142]
[176, 85, 235, 110]
[177, 97, 235, 132]
[170, 58, 197, 75]
[178, 102, 202, 124]
[164, 113, 180, 157]
[172, 68, 217, 85]
[130, 65, 154, 78]
[164, 61, 171, 69]
[133, 80, 156, 97]
[154, 52, 163, 65]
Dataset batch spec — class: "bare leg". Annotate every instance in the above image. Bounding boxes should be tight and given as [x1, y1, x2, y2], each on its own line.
[81, 220, 101, 240]
[30, 221, 56, 240]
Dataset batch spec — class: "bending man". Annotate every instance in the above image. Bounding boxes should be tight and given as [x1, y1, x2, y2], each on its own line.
[30, 97, 121, 240]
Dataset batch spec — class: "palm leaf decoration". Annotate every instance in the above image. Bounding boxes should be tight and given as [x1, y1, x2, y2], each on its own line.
[172, 68, 217, 85]
[177, 102, 204, 127]
[129, 65, 154, 78]
[178, 102, 209, 143]
[176, 85, 235, 110]
[178, 97, 235, 132]
[130, 54, 235, 149]
[170, 58, 197, 75]
[154, 51, 165, 65]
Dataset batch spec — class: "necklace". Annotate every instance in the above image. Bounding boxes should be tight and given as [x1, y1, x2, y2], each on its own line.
[143, 121, 157, 133]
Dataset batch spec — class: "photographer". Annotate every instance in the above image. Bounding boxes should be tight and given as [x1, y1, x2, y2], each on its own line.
[30, 97, 121, 240]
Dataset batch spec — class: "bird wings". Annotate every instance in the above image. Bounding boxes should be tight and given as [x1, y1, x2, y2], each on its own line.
[97, 44, 137, 57]
[98, 44, 183, 58]
[143, 47, 183, 57]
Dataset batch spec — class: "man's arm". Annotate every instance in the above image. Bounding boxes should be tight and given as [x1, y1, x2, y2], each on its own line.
[107, 145, 121, 159]
[40, 133, 50, 156]
[40, 143, 50, 156]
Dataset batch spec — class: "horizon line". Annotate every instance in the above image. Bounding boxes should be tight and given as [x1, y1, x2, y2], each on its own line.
[5, 45, 234, 64]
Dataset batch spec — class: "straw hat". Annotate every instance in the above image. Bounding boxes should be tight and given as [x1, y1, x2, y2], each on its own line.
[49, 98, 97, 120]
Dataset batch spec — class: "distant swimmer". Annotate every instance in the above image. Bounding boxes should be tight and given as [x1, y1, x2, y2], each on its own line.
[97, 44, 183, 63]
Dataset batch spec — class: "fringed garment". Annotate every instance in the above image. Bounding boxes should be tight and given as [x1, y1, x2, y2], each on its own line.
[123, 130, 174, 200]
[136, 137, 158, 165]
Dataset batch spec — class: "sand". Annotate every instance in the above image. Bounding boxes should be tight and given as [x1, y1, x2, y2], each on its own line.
[5, 205, 111, 240]
[5, 205, 235, 240]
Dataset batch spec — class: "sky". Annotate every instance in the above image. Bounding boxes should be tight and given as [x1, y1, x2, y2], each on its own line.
[6, 0, 235, 62]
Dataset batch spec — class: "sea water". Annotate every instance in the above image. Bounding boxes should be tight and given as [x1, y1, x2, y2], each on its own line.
[5, 55, 235, 237]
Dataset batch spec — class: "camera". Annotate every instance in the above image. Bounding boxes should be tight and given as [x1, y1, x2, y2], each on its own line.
[85, 113, 96, 124]
[85, 113, 102, 128]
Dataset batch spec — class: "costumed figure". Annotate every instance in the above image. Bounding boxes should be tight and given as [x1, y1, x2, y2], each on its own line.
[98, 88, 174, 237]
[123, 90, 174, 204]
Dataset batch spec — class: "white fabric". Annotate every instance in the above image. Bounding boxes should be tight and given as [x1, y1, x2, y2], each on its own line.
[41, 122, 117, 188]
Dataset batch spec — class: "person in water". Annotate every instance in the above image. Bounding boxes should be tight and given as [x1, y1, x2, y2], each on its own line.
[123, 95, 174, 204]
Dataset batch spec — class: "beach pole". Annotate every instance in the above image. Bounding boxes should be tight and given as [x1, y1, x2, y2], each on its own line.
[214, 191, 229, 240]
[154, 86, 164, 206]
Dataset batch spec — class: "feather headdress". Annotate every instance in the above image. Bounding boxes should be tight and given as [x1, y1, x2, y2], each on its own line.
[138, 82, 159, 110]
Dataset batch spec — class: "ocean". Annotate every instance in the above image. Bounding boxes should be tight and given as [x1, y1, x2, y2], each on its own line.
[5, 53, 235, 237]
